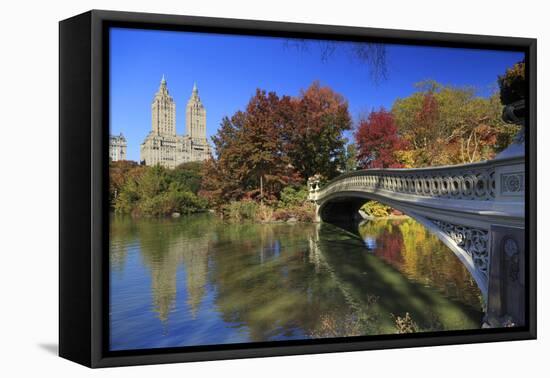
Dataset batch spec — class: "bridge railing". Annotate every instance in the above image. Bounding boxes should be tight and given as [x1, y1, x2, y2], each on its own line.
[308, 155, 525, 204]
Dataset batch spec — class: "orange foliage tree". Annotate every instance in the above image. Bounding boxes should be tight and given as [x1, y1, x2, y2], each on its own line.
[201, 82, 352, 206]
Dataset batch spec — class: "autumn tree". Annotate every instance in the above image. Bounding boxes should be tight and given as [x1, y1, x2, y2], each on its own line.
[355, 109, 409, 169]
[238, 91, 298, 200]
[284, 81, 352, 179]
[392, 81, 519, 166]
[201, 82, 352, 206]
[109, 160, 145, 205]
[201, 90, 300, 205]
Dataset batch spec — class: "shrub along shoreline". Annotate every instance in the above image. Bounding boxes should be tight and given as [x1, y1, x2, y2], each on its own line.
[220, 185, 316, 223]
[109, 161, 316, 222]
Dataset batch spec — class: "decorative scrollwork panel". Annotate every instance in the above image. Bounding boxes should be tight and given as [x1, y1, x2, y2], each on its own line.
[429, 219, 489, 278]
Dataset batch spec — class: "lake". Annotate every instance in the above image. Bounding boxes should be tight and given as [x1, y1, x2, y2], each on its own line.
[109, 214, 483, 351]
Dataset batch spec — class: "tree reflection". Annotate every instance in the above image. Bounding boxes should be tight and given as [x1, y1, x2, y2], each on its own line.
[207, 222, 344, 341]
[110, 214, 484, 348]
[311, 221, 483, 333]
[109, 214, 138, 274]
[359, 219, 482, 309]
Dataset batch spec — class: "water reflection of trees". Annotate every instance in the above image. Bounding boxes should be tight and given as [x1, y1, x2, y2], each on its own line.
[109, 215, 137, 274]
[308, 223, 379, 332]
[313, 221, 483, 334]
[208, 222, 353, 341]
[110, 214, 484, 343]
[358, 219, 482, 309]
[111, 215, 352, 334]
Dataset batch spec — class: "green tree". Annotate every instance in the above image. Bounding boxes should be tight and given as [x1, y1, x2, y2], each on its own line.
[112, 164, 208, 216]
[114, 174, 141, 214]
[171, 161, 204, 194]
[279, 186, 309, 207]
[342, 143, 358, 172]
[139, 165, 170, 199]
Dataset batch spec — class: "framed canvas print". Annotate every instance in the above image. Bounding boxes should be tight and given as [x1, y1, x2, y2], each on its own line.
[59, 10, 536, 368]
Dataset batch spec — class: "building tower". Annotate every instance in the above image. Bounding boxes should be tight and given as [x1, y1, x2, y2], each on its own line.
[141, 78, 211, 168]
[185, 82, 207, 141]
[151, 75, 176, 136]
[109, 133, 127, 161]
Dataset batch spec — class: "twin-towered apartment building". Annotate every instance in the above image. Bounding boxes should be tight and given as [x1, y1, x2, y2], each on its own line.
[109, 76, 211, 168]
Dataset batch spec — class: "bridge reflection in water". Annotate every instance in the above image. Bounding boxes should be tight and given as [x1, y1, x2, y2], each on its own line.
[309, 154, 526, 328]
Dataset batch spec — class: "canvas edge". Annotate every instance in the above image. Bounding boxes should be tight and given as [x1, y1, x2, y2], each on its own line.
[57, 9, 537, 369]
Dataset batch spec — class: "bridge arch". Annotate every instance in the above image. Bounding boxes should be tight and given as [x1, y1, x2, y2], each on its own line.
[308, 155, 526, 326]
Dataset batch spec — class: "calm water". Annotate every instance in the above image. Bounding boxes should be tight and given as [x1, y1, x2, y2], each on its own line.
[109, 214, 483, 351]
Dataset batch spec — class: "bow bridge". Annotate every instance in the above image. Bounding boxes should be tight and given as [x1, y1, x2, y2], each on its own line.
[308, 155, 525, 327]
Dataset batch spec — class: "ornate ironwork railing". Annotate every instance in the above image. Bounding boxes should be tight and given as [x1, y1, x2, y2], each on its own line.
[308, 156, 525, 203]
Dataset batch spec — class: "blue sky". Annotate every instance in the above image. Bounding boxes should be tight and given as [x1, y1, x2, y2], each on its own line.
[110, 27, 524, 162]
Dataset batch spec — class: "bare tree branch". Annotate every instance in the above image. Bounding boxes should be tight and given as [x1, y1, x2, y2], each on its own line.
[283, 39, 388, 84]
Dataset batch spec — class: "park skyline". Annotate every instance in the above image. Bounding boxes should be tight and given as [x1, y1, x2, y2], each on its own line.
[110, 27, 524, 162]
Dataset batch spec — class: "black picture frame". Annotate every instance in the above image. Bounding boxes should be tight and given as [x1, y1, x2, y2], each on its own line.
[59, 9, 537, 368]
